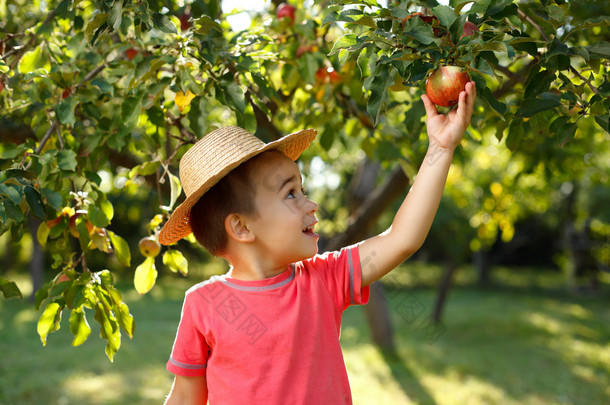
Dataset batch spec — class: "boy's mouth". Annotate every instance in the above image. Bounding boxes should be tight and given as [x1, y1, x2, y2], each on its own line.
[302, 221, 318, 236]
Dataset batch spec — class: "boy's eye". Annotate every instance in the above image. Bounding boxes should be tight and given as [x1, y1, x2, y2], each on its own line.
[286, 187, 307, 199]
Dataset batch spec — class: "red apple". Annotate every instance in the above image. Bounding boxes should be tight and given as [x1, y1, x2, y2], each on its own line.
[125, 48, 138, 60]
[0, 81, 4, 93]
[296, 44, 313, 58]
[461, 21, 479, 39]
[328, 68, 342, 85]
[315, 67, 328, 83]
[276, 3, 296, 25]
[425, 66, 470, 107]
[62, 88, 72, 99]
[179, 13, 191, 31]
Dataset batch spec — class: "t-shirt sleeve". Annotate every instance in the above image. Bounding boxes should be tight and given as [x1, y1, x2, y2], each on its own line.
[166, 290, 210, 377]
[308, 244, 370, 310]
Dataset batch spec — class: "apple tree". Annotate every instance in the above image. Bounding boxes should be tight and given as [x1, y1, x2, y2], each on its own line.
[1, 0, 609, 361]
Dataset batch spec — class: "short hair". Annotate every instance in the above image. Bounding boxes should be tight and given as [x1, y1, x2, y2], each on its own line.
[190, 156, 260, 256]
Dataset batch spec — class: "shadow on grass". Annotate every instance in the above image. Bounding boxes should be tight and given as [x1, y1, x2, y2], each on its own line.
[381, 285, 610, 405]
[379, 348, 439, 405]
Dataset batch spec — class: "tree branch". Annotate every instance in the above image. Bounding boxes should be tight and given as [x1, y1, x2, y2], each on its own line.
[325, 165, 411, 251]
[8, 9, 58, 69]
[569, 66, 600, 96]
[517, 9, 549, 42]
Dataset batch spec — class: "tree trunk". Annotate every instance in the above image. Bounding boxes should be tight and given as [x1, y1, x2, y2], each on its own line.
[474, 249, 491, 288]
[364, 282, 395, 351]
[325, 160, 411, 353]
[28, 216, 44, 302]
[432, 260, 458, 324]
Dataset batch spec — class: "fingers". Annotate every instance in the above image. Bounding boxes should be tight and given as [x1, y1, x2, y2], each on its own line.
[457, 81, 476, 123]
[421, 94, 438, 118]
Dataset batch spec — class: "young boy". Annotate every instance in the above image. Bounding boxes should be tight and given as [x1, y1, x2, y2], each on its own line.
[160, 83, 476, 404]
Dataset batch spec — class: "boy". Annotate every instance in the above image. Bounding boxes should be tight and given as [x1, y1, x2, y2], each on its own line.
[160, 83, 476, 404]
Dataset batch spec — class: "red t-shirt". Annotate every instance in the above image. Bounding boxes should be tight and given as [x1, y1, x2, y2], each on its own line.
[167, 245, 369, 404]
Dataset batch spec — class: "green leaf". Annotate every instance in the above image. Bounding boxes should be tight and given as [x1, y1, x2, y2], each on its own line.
[94, 304, 121, 362]
[153, 12, 177, 34]
[481, 87, 506, 118]
[594, 113, 609, 133]
[57, 150, 78, 171]
[587, 42, 610, 59]
[0, 183, 22, 204]
[0, 143, 28, 159]
[69, 307, 91, 346]
[432, 5, 457, 28]
[134, 256, 157, 294]
[57, 96, 77, 126]
[129, 161, 161, 178]
[121, 95, 142, 125]
[223, 81, 246, 117]
[329, 34, 359, 56]
[403, 18, 437, 45]
[0, 277, 22, 299]
[84, 13, 108, 42]
[109, 0, 123, 31]
[355, 15, 376, 29]
[37, 221, 50, 248]
[37, 302, 63, 346]
[35, 281, 52, 310]
[169, 173, 182, 210]
[515, 97, 561, 118]
[108, 231, 131, 266]
[194, 15, 222, 35]
[366, 66, 393, 126]
[24, 186, 46, 219]
[100, 198, 114, 223]
[187, 97, 208, 136]
[17, 43, 50, 74]
[163, 249, 188, 276]
[505, 119, 523, 151]
[89, 205, 110, 228]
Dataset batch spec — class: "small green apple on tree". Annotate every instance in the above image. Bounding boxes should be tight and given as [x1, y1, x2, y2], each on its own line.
[138, 235, 161, 258]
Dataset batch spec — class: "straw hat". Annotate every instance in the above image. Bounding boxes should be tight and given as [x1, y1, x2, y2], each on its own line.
[159, 126, 317, 245]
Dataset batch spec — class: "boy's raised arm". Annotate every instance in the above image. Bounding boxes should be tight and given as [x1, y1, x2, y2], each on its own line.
[164, 375, 208, 405]
[359, 82, 476, 287]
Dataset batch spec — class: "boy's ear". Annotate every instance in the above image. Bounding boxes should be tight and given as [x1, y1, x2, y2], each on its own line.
[224, 214, 255, 243]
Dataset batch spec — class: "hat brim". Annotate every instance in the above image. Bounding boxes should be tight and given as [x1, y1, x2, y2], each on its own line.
[159, 128, 317, 245]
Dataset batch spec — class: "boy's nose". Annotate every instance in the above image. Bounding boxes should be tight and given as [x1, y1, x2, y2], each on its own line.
[307, 198, 319, 214]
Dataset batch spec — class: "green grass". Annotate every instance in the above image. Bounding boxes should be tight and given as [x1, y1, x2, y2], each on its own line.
[1, 265, 609, 405]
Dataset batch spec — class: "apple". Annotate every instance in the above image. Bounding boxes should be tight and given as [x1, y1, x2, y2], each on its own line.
[296, 44, 313, 58]
[461, 21, 479, 39]
[125, 48, 138, 60]
[139, 236, 161, 258]
[62, 88, 72, 99]
[328, 68, 342, 85]
[402, 12, 443, 37]
[179, 13, 191, 31]
[276, 3, 296, 25]
[0, 81, 4, 93]
[425, 66, 470, 107]
[315, 67, 328, 83]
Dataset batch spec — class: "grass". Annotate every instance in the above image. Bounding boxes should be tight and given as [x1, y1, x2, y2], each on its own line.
[1, 264, 609, 405]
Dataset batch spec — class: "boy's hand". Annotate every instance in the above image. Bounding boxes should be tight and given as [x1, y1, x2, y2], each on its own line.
[421, 81, 476, 150]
